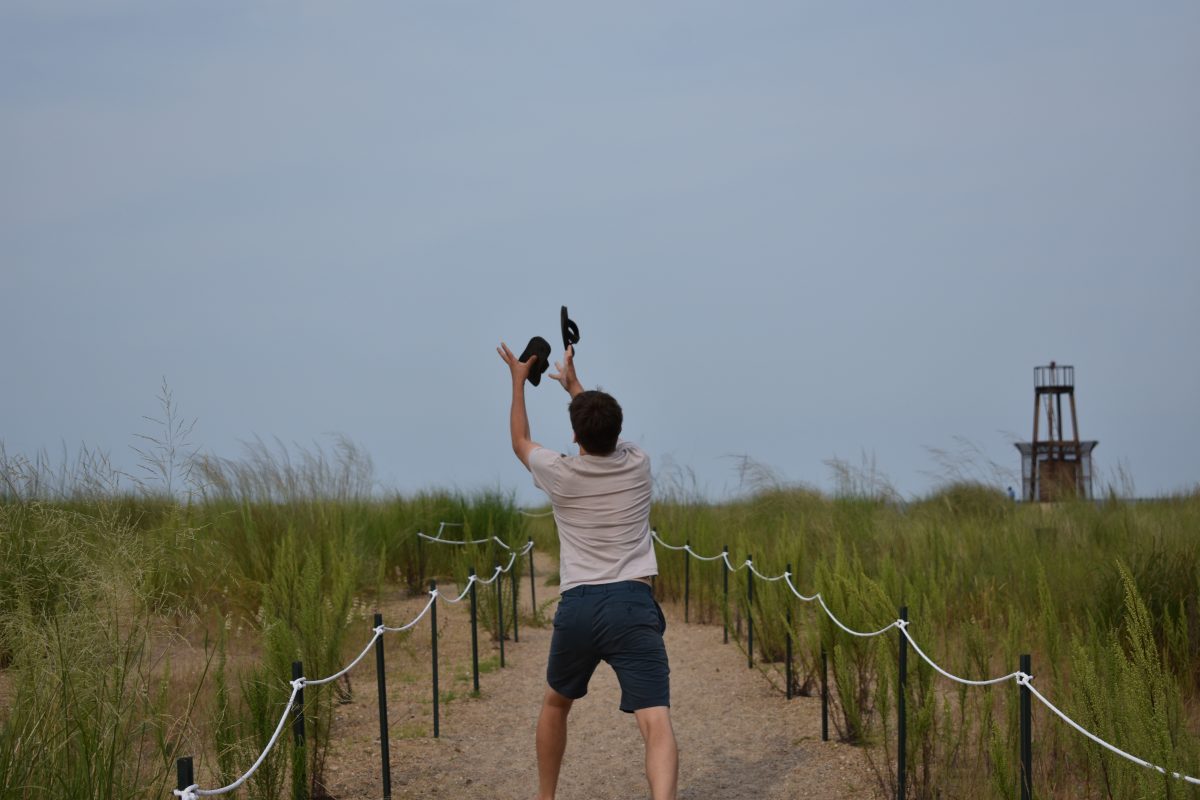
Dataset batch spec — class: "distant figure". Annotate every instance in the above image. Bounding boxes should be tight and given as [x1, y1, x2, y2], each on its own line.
[1007, 486, 1017, 501]
[496, 341, 677, 800]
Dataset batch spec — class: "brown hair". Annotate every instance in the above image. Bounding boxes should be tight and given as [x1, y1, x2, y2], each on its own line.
[568, 390, 623, 455]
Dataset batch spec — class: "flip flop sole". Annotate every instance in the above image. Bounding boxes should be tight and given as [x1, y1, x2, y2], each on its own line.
[519, 336, 552, 386]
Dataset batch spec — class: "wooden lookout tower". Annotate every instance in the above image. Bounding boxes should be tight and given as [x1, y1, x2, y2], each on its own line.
[1014, 362, 1098, 502]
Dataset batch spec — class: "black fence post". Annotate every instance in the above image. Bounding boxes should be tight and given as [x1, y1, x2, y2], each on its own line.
[898, 606, 908, 800]
[821, 646, 829, 741]
[722, 545, 729, 644]
[684, 540, 691, 624]
[528, 539, 536, 613]
[373, 613, 392, 799]
[469, 568, 480, 694]
[747, 554, 755, 669]
[292, 660, 307, 800]
[785, 562, 793, 700]
[511, 561, 520, 643]
[495, 562, 506, 668]
[1020, 654, 1033, 800]
[176, 756, 194, 796]
[431, 580, 439, 738]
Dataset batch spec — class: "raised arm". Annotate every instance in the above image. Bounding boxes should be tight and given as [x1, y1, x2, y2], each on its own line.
[549, 344, 584, 398]
[497, 341, 542, 467]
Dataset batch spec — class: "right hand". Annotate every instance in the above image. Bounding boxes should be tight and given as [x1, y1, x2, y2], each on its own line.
[549, 345, 583, 397]
[497, 341, 536, 386]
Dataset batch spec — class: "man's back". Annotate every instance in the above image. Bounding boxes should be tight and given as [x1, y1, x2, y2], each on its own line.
[528, 440, 656, 592]
[497, 339, 677, 800]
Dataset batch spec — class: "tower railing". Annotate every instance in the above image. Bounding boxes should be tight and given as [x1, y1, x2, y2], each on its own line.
[1034, 364, 1074, 389]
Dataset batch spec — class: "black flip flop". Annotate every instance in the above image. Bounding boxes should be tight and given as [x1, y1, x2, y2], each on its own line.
[561, 306, 580, 352]
[519, 336, 552, 386]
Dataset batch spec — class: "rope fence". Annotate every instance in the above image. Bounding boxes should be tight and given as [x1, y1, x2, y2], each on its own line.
[650, 528, 1200, 798]
[173, 520, 1198, 800]
[172, 529, 535, 800]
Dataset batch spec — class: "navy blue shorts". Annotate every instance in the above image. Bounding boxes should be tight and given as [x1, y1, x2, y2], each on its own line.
[547, 580, 670, 713]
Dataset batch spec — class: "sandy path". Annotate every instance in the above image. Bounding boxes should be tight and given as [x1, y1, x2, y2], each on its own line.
[321, 553, 880, 799]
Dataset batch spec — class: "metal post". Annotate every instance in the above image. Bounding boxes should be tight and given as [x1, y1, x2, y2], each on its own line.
[785, 562, 793, 700]
[898, 606, 908, 800]
[469, 568, 480, 694]
[820, 646, 829, 741]
[747, 554, 754, 669]
[373, 613, 392, 798]
[684, 540, 691, 624]
[495, 562, 505, 668]
[292, 661, 306, 745]
[176, 756, 194, 796]
[430, 581, 439, 738]
[511, 561, 520, 643]
[1020, 653, 1033, 800]
[528, 539, 536, 612]
[292, 660, 306, 800]
[722, 545, 729, 644]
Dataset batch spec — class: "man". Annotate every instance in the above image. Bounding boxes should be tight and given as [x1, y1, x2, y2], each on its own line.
[496, 341, 678, 800]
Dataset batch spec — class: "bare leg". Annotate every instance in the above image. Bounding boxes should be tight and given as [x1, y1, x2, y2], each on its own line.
[536, 686, 574, 800]
[634, 706, 678, 800]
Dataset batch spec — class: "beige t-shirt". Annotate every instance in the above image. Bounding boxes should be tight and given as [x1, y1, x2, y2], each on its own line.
[527, 440, 657, 592]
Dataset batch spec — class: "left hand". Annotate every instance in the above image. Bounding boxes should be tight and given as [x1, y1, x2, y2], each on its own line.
[497, 341, 536, 384]
[549, 344, 583, 397]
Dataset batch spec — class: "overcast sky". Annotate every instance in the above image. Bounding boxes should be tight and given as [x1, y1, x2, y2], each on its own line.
[3, 2, 1197, 504]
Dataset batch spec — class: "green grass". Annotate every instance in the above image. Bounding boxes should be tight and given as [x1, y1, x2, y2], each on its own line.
[3, 431, 1198, 799]
[649, 485, 1200, 799]
[0, 442, 532, 799]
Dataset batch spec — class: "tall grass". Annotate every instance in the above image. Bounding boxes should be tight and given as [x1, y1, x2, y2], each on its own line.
[0, 502, 208, 799]
[0, 436, 530, 799]
[4, 425, 1198, 799]
[650, 483, 1200, 799]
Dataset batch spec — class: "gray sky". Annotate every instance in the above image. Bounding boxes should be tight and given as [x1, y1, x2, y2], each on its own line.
[3, 2, 1198, 504]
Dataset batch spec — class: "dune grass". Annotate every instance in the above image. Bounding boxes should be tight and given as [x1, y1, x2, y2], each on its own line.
[2, 433, 1198, 799]
[649, 485, 1200, 799]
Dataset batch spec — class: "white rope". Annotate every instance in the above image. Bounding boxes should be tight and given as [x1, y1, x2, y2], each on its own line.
[304, 629, 382, 686]
[723, 552, 747, 572]
[1024, 679, 1200, 785]
[439, 577, 477, 603]
[418, 531, 492, 546]
[519, 509, 554, 518]
[818, 596, 901, 638]
[649, 531, 743, 571]
[176, 591, 440, 798]
[650, 530, 731, 562]
[650, 529, 1200, 786]
[177, 526, 1200, 798]
[473, 566, 504, 586]
[379, 592, 437, 632]
[650, 530, 688, 550]
[783, 574, 820, 602]
[746, 560, 789, 582]
[436, 521, 463, 538]
[178, 681, 301, 797]
[171, 538, 538, 799]
[419, 528, 533, 552]
[899, 625, 1024, 687]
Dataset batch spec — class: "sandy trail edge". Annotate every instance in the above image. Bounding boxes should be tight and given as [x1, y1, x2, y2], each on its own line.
[321, 553, 881, 799]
